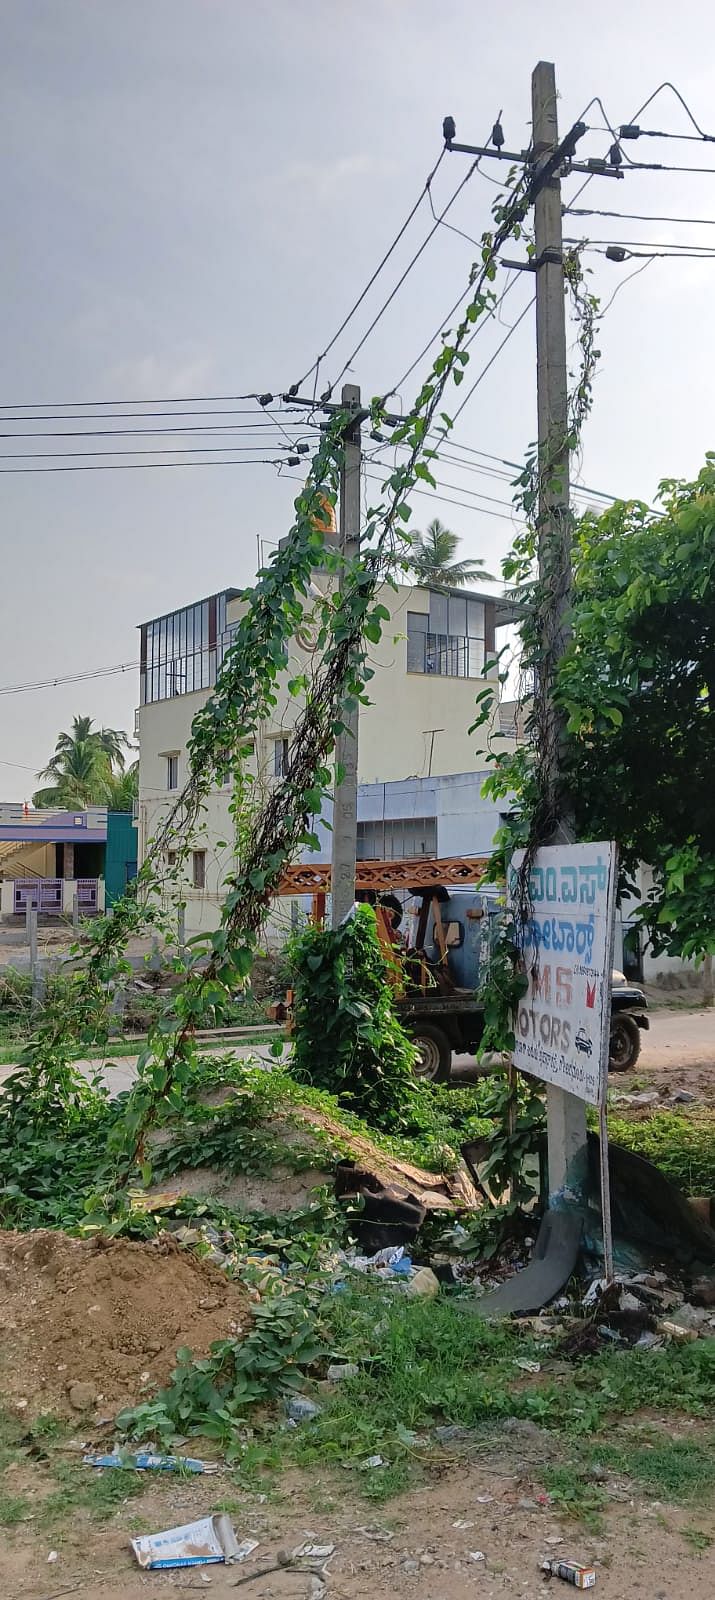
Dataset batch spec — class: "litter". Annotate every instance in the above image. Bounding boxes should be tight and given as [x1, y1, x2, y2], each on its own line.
[130, 1514, 255, 1570]
[84, 1450, 217, 1474]
[326, 1363, 359, 1382]
[452, 1519, 475, 1529]
[359, 1453, 387, 1469]
[468, 1550, 486, 1563]
[342, 1244, 413, 1277]
[515, 1358, 542, 1373]
[292, 1543, 335, 1561]
[475, 1494, 494, 1504]
[406, 1266, 440, 1298]
[658, 1319, 698, 1343]
[541, 1556, 596, 1588]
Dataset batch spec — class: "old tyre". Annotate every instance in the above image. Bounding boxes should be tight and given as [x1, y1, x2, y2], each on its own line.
[609, 1013, 641, 1073]
[411, 1023, 452, 1083]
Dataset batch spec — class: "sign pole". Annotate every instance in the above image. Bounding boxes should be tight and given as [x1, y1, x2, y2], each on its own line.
[597, 848, 619, 1284]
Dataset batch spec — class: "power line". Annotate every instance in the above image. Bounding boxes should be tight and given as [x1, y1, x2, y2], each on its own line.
[625, 80, 714, 141]
[0, 444, 314, 462]
[0, 456, 287, 475]
[0, 422, 312, 441]
[452, 295, 535, 422]
[0, 390, 270, 411]
[564, 206, 715, 226]
[328, 157, 485, 395]
[578, 242, 715, 259]
[0, 407, 309, 423]
[387, 270, 521, 400]
[289, 145, 447, 394]
[0, 662, 137, 696]
[598, 256, 655, 315]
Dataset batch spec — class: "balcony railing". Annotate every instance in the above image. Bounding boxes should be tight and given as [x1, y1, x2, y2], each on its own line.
[407, 631, 485, 679]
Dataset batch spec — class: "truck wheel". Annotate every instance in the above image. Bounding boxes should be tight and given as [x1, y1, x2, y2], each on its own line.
[609, 1014, 641, 1072]
[411, 1024, 451, 1083]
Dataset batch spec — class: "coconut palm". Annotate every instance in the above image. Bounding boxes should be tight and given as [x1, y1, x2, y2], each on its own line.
[410, 519, 494, 589]
[33, 716, 135, 809]
[103, 762, 139, 813]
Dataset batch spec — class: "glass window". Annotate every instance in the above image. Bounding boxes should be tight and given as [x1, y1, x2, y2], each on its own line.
[429, 591, 448, 634]
[192, 850, 206, 889]
[274, 737, 289, 777]
[467, 599, 485, 638]
[166, 754, 179, 790]
[448, 595, 466, 637]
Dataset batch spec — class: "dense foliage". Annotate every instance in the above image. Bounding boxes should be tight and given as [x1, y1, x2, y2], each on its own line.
[558, 459, 715, 960]
[289, 905, 422, 1131]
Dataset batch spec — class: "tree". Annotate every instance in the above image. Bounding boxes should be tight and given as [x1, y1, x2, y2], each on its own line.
[103, 762, 139, 813]
[33, 716, 135, 810]
[556, 458, 715, 962]
[410, 518, 493, 589]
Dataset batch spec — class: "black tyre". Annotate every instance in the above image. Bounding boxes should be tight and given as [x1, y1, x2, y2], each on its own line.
[411, 1023, 452, 1083]
[609, 1013, 641, 1072]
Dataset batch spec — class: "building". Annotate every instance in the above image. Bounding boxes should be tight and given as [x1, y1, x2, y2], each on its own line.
[0, 806, 137, 920]
[136, 579, 521, 936]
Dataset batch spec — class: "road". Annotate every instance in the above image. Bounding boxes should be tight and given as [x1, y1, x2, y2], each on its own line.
[0, 1007, 712, 1098]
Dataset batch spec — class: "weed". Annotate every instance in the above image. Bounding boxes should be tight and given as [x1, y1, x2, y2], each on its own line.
[0, 1490, 32, 1527]
[541, 1464, 607, 1530]
[682, 1525, 713, 1553]
[42, 1460, 147, 1526]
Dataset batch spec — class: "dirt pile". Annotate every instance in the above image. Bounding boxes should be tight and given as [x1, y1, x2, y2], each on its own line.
[0, 1229, 251, 1419]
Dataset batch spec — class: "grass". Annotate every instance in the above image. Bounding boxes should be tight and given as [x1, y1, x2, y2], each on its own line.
[608, 1109, 715, 1195]
[597, 1432, 715, 1505]
[40, 1459, 148, 1526]
[287, 1286, 715, 1494]
[0, 1491, 32, 1527]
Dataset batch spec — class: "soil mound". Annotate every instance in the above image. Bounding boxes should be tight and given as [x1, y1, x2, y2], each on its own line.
[0, 1229, 250, 1419]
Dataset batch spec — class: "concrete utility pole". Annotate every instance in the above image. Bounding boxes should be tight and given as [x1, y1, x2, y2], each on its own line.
[331, 382, 362, 929]
[532, 61, 588, 1194]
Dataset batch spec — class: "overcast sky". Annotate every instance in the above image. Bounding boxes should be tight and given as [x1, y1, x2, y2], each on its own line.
[2, 1, 713, 789]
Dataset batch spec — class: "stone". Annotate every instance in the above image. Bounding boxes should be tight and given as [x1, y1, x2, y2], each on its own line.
[68, 1381, 97, 1411]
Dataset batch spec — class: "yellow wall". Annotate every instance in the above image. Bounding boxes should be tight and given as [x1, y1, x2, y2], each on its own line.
[0, 842, 55, 879]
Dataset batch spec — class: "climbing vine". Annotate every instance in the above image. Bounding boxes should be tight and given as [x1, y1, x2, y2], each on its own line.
[11, 157, 547, 1208]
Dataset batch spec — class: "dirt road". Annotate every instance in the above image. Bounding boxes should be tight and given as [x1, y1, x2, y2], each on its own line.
[2, 1441, 713, 1599]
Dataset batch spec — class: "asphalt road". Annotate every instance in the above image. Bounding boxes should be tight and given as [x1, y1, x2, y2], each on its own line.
[0, 1006, 712, 1098]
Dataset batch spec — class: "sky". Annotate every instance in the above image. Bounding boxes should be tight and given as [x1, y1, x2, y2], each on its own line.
[1, 0, 713, 789]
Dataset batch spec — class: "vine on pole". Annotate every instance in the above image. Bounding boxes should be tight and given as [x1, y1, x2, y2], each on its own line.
[11, 161, 545, 1210]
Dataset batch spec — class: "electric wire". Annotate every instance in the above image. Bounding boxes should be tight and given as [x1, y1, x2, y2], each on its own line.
[564, 206, 715, 226]
[0, 662, 137, 695]
[289, 145, 447, 394]
[327, 156, 485, 395]
[452, 295, 535, 422]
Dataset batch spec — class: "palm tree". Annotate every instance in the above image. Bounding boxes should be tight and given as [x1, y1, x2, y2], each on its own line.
[50, 716, 132, 772]
[103, 761, 139, 813]
[410, 519, 494, 589]
[33, 716, 135, 809]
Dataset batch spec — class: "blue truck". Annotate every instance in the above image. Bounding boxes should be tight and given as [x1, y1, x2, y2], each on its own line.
[381, 883, 649, 1082]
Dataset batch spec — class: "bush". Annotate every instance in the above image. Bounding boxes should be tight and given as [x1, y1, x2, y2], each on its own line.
[289, 905, 422, 1132]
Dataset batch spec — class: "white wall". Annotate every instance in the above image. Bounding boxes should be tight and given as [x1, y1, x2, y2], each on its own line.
[137, 581, 514, 936]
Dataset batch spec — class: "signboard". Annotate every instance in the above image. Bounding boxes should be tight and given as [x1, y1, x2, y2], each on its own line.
[508, 842, 618, 1106]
